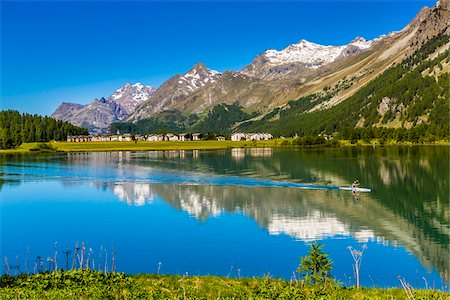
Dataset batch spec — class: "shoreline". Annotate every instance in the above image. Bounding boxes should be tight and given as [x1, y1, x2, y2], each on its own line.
[0, 139, 448, 154]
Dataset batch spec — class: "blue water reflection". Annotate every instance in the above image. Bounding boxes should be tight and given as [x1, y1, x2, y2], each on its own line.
[0, 148, 447, 288]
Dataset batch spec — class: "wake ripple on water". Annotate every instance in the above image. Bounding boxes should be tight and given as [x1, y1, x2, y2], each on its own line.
[2, 165, 371, 192]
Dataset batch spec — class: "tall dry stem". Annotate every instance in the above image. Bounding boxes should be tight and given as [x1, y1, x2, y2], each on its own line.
[347, 244, 366, 288]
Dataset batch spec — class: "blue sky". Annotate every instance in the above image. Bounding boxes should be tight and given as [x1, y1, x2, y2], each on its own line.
[1, 0, 436, 116]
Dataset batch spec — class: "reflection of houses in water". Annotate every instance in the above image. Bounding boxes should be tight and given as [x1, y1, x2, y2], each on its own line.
[268, 211, 375, 242]
[231, 148, 245, 160]
[231, 148, 273, 160]
[112, 183, 157, 206]
[249, 148, 273, 157]
[67, 151, 133, 164]
[75, 147, 447, 275]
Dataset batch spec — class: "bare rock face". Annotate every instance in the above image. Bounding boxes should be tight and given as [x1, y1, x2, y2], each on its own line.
[51, 83, 154, 133]
[51, 102, 85, 121]
[109, 82, 155, 114]
[407, 0, 450, 50]
[127, 63, 221, 121]
[58, 98, 127, 134]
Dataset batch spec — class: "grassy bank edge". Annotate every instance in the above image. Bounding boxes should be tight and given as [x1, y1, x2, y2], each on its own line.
[0, 139, 448, 154]
[0, 270, 448, 299]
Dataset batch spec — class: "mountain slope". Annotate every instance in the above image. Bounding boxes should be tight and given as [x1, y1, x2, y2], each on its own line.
[237, 32, 449, 140]
[117, 0, 449, 138]
[110, 82, 155, 114]
[171, 0, 449, 119]
[241, 36, 381, 80]
[54, 0, 449, 136]
[51, 82, 154, 133]
[127, 63, 221, 121]
[63, 98, 128, 134]
[51, 102, 85, 121]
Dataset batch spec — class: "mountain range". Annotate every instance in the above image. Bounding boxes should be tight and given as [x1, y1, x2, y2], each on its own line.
[51, 0, 449, 135]
[52, 83, 155, 133]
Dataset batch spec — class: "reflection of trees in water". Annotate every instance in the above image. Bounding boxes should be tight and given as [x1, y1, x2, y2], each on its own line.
[0, 177, 21, 191]
[91, 146, 448, 275]
[2, 147, 448, 275]
[147, 183, 448, 275]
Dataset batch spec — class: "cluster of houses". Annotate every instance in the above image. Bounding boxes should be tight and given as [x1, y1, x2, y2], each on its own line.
[230, 133, 273, 141]
[66, 132, 273, 143]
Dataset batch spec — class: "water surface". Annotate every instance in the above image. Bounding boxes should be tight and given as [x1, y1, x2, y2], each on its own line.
[1, 146, 448, 288]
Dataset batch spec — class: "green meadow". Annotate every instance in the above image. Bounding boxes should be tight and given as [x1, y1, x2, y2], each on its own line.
[1, 139, 448, 154]
[0, 270, 447, 299]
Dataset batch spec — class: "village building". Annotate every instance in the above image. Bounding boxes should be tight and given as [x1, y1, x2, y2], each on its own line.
[147, 134, 164, 142]
[231, 132, 273, 141]
[118, 134, 133, 142]
[67, 135, 91, 142]
[67, 132, 211, 143]
[165, 133, 179, 141]
[101, 135, 112, 142]
[216, 136, 226, 141]
[192, 133, 202, 141]
[179, 133, 189, 141]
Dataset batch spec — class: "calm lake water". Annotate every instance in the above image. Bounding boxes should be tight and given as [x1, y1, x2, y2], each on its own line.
[1, 146, 448, 288]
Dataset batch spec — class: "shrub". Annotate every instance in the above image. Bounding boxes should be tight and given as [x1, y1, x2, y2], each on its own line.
[297, 242, 334, 285]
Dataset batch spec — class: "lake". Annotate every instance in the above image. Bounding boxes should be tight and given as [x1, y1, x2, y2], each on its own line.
[0, 146, 448, 288]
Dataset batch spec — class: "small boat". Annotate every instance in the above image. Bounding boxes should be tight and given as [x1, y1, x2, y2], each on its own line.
[339, 186, 371, 193]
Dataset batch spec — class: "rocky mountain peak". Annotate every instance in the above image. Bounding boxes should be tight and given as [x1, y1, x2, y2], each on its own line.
[264, 37, 375, 68]
[241, 35, 379, 80]
[109, 82, 155, 114]
[349, 36, 373, 49]
[126, 63, 222, 121]
[51, 102, 85, 121]
[178, 63, 221, 91]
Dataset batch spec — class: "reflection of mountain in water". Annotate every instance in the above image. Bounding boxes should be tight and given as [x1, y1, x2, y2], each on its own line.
[81, 146, 448, 275]
[112, 180, 447, 274]
[153, 184, 377, 243]
[2, 147, 447, 275]
[113, 183, 157, 206]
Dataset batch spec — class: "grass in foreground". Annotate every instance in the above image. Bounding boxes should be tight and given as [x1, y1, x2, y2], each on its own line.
[0, 270, 447, 299]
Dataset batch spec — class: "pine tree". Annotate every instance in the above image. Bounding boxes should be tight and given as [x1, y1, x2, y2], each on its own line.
[297, 242, 334, 285]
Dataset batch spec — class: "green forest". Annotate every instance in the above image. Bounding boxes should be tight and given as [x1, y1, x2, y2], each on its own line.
[0, 110, 88, 149]
[192, 103, 257, 134]
[110, 110, 199, 134]
[110, 104, 255, 135]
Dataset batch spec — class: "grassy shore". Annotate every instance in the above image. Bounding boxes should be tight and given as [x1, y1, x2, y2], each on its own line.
[0, 139, 448, 154]
[0, 270, 447, 299]
[0, 139, 288, 154]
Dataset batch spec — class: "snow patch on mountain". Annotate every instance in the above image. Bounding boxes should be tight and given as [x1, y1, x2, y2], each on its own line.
[180, 63, 221, 91]
[263, 36, 378, 69]
[109, 82, 155, 114]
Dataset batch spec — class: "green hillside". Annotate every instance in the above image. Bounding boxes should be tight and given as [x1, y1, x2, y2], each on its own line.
[238, 33, 450, 142]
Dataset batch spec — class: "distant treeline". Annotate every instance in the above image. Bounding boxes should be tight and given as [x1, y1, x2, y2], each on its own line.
[110, 110, 198, 135]
[110, 104, 255, 135]
[0, 110, 89, 149]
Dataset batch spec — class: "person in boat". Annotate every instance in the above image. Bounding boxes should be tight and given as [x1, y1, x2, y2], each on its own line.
[351, 178, 360, 194]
